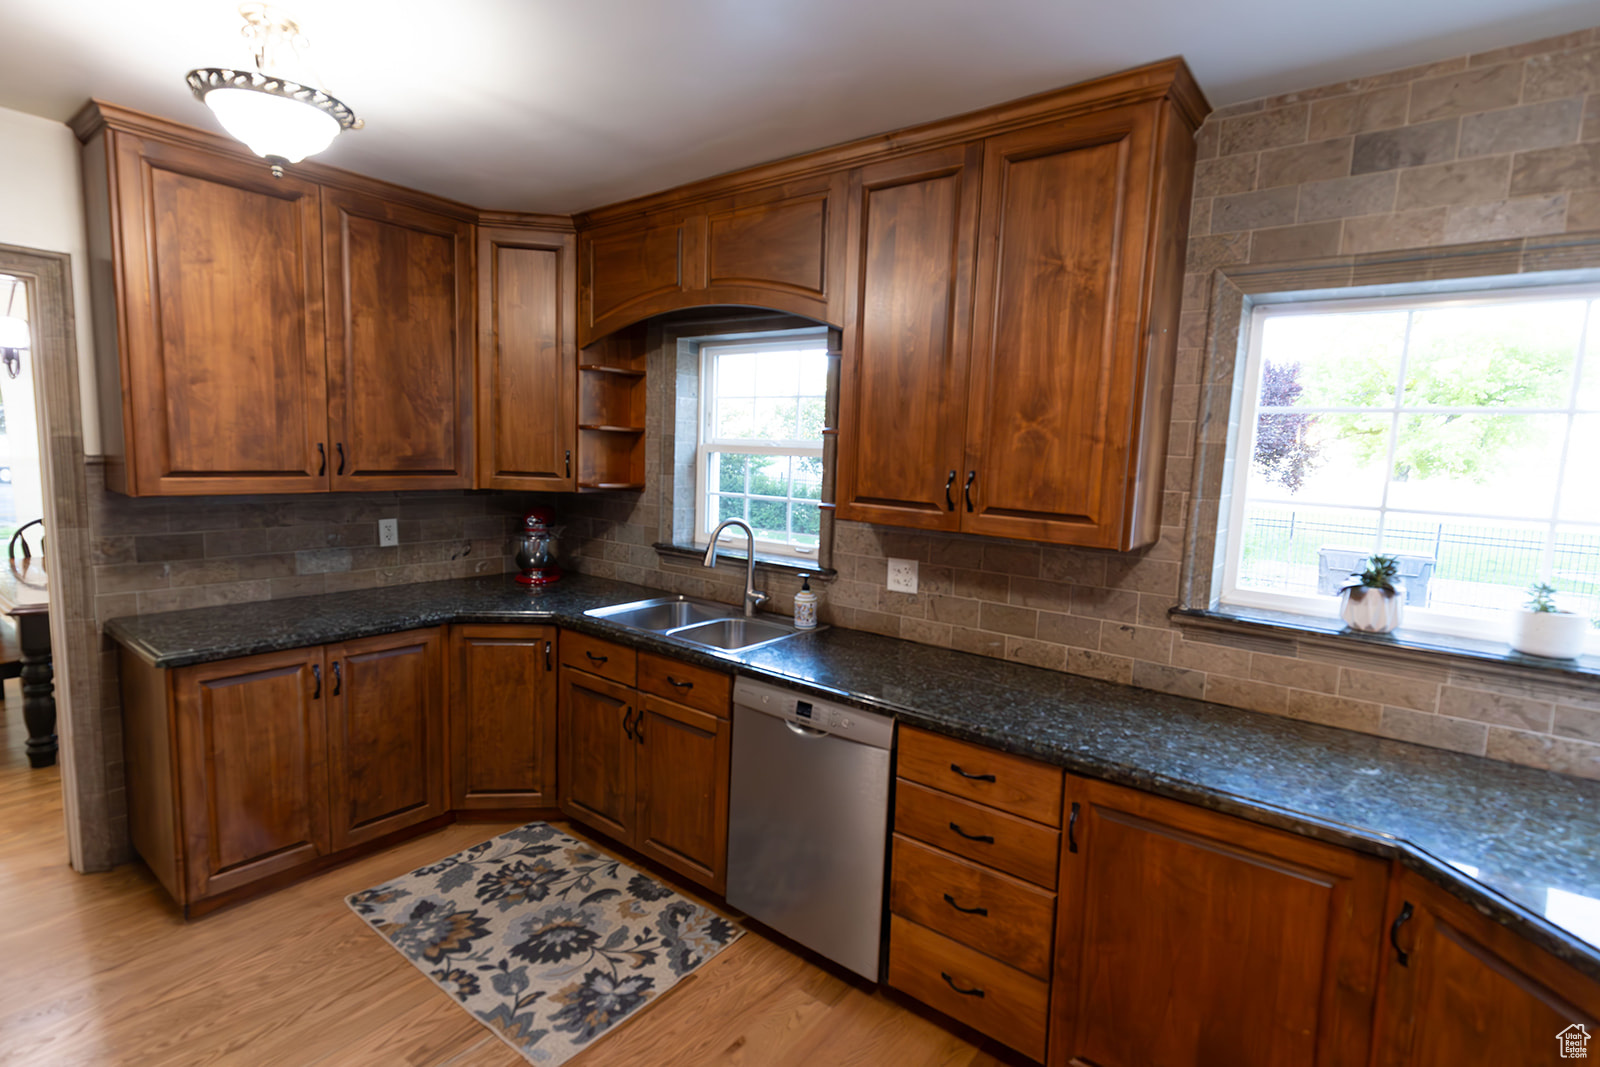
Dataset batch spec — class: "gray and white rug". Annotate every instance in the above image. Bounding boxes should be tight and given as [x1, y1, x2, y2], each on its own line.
[347, 822, 741, 1065]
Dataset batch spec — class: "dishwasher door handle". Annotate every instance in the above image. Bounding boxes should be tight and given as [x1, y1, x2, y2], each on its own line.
[784, 719, 829, 738]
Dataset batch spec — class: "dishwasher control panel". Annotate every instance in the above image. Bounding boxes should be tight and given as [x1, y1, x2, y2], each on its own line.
[733, 677, 895, 748]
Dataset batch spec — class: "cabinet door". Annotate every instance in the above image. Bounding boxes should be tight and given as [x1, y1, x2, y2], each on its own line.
[1374, 870, 1600, 1066]
[557, 667, 637, 843]
[477, 226, 577, 490]
[323, 187, 474, 489]
[963, 105, 1160, 548]
[450, 624, 559, 810]
[579, 212, 697, 346]
[105, 133, 328, 495]
[1051, 776, 1388, 1067]
[633, 693, 730, 893]
[701, 174, 846, 326]
[326, 629, 446, 850]
[835, 146, 980, 530]
[172, 648, 329, 902]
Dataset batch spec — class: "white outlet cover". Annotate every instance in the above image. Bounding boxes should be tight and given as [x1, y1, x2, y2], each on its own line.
[887, 557, 918, 594]
[379, 518, 399, 547]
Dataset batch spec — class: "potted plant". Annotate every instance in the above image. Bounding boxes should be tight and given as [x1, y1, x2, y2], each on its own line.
[1339, 554, 1404, 634]
[1510, 583, 1589, 660]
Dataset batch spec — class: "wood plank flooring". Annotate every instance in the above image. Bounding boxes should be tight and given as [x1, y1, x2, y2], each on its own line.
[0, 683, 1017, 1066]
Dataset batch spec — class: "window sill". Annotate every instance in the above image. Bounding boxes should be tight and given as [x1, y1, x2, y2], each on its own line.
[652, 542, 836, 580]
[1170, 605, 1600, 683]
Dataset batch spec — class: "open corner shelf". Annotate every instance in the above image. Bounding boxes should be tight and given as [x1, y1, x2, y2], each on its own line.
[577, 324, 649, 492]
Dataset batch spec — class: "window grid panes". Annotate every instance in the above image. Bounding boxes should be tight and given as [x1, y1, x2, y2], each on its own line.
[697, 335, 828, 558]
[1224, 287, 1600, 648]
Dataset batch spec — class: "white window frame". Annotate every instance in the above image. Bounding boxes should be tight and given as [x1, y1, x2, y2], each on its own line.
[694, 332, 828, 560]
[1222, 282, 1600, 650]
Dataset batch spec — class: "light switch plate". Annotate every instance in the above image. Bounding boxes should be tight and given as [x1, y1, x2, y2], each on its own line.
[887, 558, 918, 594]
[378, 518, 399, 547]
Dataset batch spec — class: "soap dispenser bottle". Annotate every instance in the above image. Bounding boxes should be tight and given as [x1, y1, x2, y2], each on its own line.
[793, 575, 818, 629]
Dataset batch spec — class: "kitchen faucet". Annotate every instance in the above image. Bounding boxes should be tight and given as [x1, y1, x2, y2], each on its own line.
[702, 518, 769, 617]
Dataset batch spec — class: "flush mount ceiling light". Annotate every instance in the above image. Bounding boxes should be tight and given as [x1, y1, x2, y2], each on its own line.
[185, 3, 361, 177]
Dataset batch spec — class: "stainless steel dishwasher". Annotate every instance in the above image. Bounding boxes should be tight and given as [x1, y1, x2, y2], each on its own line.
[726, 677, 895, 981]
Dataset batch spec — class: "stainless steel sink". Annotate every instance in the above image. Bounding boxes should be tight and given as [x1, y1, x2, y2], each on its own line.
[585, 596, 734, 632]
[584, 595, 817, 651]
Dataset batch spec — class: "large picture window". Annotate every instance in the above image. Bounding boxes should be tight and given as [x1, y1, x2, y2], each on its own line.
[1224, 284, 1600, 649]
[696, 334, 828, 559]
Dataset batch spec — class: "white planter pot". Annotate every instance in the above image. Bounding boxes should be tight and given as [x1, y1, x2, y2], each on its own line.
[1510, 610, 1589, 660]
[1340, 585, 1404, 634]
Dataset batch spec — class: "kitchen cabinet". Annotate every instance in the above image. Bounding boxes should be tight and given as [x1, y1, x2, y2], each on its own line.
[323, 186, 474, 490]
[837, 72, 1199, 549]
[557, 634, 732, 892]
[576, 175, 846, 347]
[1373, 869, 1600, 1066]
[477, 223, 578, 491]
[325, 629, 447, 850]
[1050, 774, 1388, 1067]
[118, 628, 447, 914]
[76, 104, 478, 496]
[449, 624, 560, 810]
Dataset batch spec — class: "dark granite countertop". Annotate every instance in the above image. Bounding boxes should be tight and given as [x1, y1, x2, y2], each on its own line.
[106, 572, 1600, 981]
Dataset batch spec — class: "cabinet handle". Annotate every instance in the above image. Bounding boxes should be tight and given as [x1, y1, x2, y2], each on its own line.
[1068, 801, 1080, 854]
[963, 470, 976, 513]
[943, 470, 956, 511]
[586, 651, 608, 666]
[565, 449, 572, 479]
[1390, 901, 1414, 967]
[332, 661, 342, 697]
[949, 763, 995, 782]
[336, 442, 346, 476]
[666, 675, 694, 691]
[634, 709, 644, 745]
[316, 443, 326, 477]
[947, 822, 994, 844]
[622, 707, 635, 741]
[544, 640, 552, 671]
[943, 893, 988, 917]
[940, 972, 985, 998]
[311, 663, 321, 699]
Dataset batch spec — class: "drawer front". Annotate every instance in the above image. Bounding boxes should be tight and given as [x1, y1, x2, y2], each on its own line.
[559, 631, 636, 686]
[887, 914, 1049, 1062]
[890, 834, 1056, 980]
[895, 780, 1060, 889]
[637, 652, 731, 718]
[898, 726, 1063, 826]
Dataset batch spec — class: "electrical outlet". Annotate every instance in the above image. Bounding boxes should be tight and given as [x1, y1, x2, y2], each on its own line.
[887, 558, 918, 594]
[378, 518, 399, 548]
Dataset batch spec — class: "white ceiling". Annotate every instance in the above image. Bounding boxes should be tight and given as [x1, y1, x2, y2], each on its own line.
[0, 0, 1594, 214]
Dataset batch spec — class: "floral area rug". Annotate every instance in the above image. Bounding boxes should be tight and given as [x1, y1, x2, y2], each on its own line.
[347, 822, 742, 1065]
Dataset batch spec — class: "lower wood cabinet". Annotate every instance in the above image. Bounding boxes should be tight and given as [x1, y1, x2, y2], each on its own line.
[449, 624, 559, 810]
[1374, 869, 1600, 1066]
[557, 635, 731, 893]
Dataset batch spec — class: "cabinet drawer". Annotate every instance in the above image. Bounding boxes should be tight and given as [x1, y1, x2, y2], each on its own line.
[637, 652, 730, 718]
[559, 632, 635, 686]
[898, 726, 1063, 825]
[890, 834, 1055, 980]
[895, 780, 1059, 889]
[887, 914, 1048, 1062]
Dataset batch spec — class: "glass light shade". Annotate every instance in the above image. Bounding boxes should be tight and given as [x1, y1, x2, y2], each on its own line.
[203, 87, 341, 164]
[0, 316, 29, 349]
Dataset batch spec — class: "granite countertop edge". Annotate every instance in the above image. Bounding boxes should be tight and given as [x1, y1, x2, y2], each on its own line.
[103, 572, 1600, 983]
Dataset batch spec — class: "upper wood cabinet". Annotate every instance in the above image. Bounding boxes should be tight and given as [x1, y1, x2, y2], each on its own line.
[76, 104, 478, 496]
[837, 80, 1200, 548]
[1050, 775, 1388, 1067]
[1374, 869, 1600, 1066]
[323, 187, 474, 490]
[476, 225, 578, 490]
[576, 174, 847, 346]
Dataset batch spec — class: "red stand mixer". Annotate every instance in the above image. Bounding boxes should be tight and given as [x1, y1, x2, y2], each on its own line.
[514, 508, 564, 586]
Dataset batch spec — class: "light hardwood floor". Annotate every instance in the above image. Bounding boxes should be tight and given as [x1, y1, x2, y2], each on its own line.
[0, 686, 1016, 1066]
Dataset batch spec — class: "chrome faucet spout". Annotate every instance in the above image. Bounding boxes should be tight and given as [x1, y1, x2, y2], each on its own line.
[703, 518, 769, 617]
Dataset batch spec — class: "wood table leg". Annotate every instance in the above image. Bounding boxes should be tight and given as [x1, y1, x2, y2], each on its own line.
[16, 612, 55, 768]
